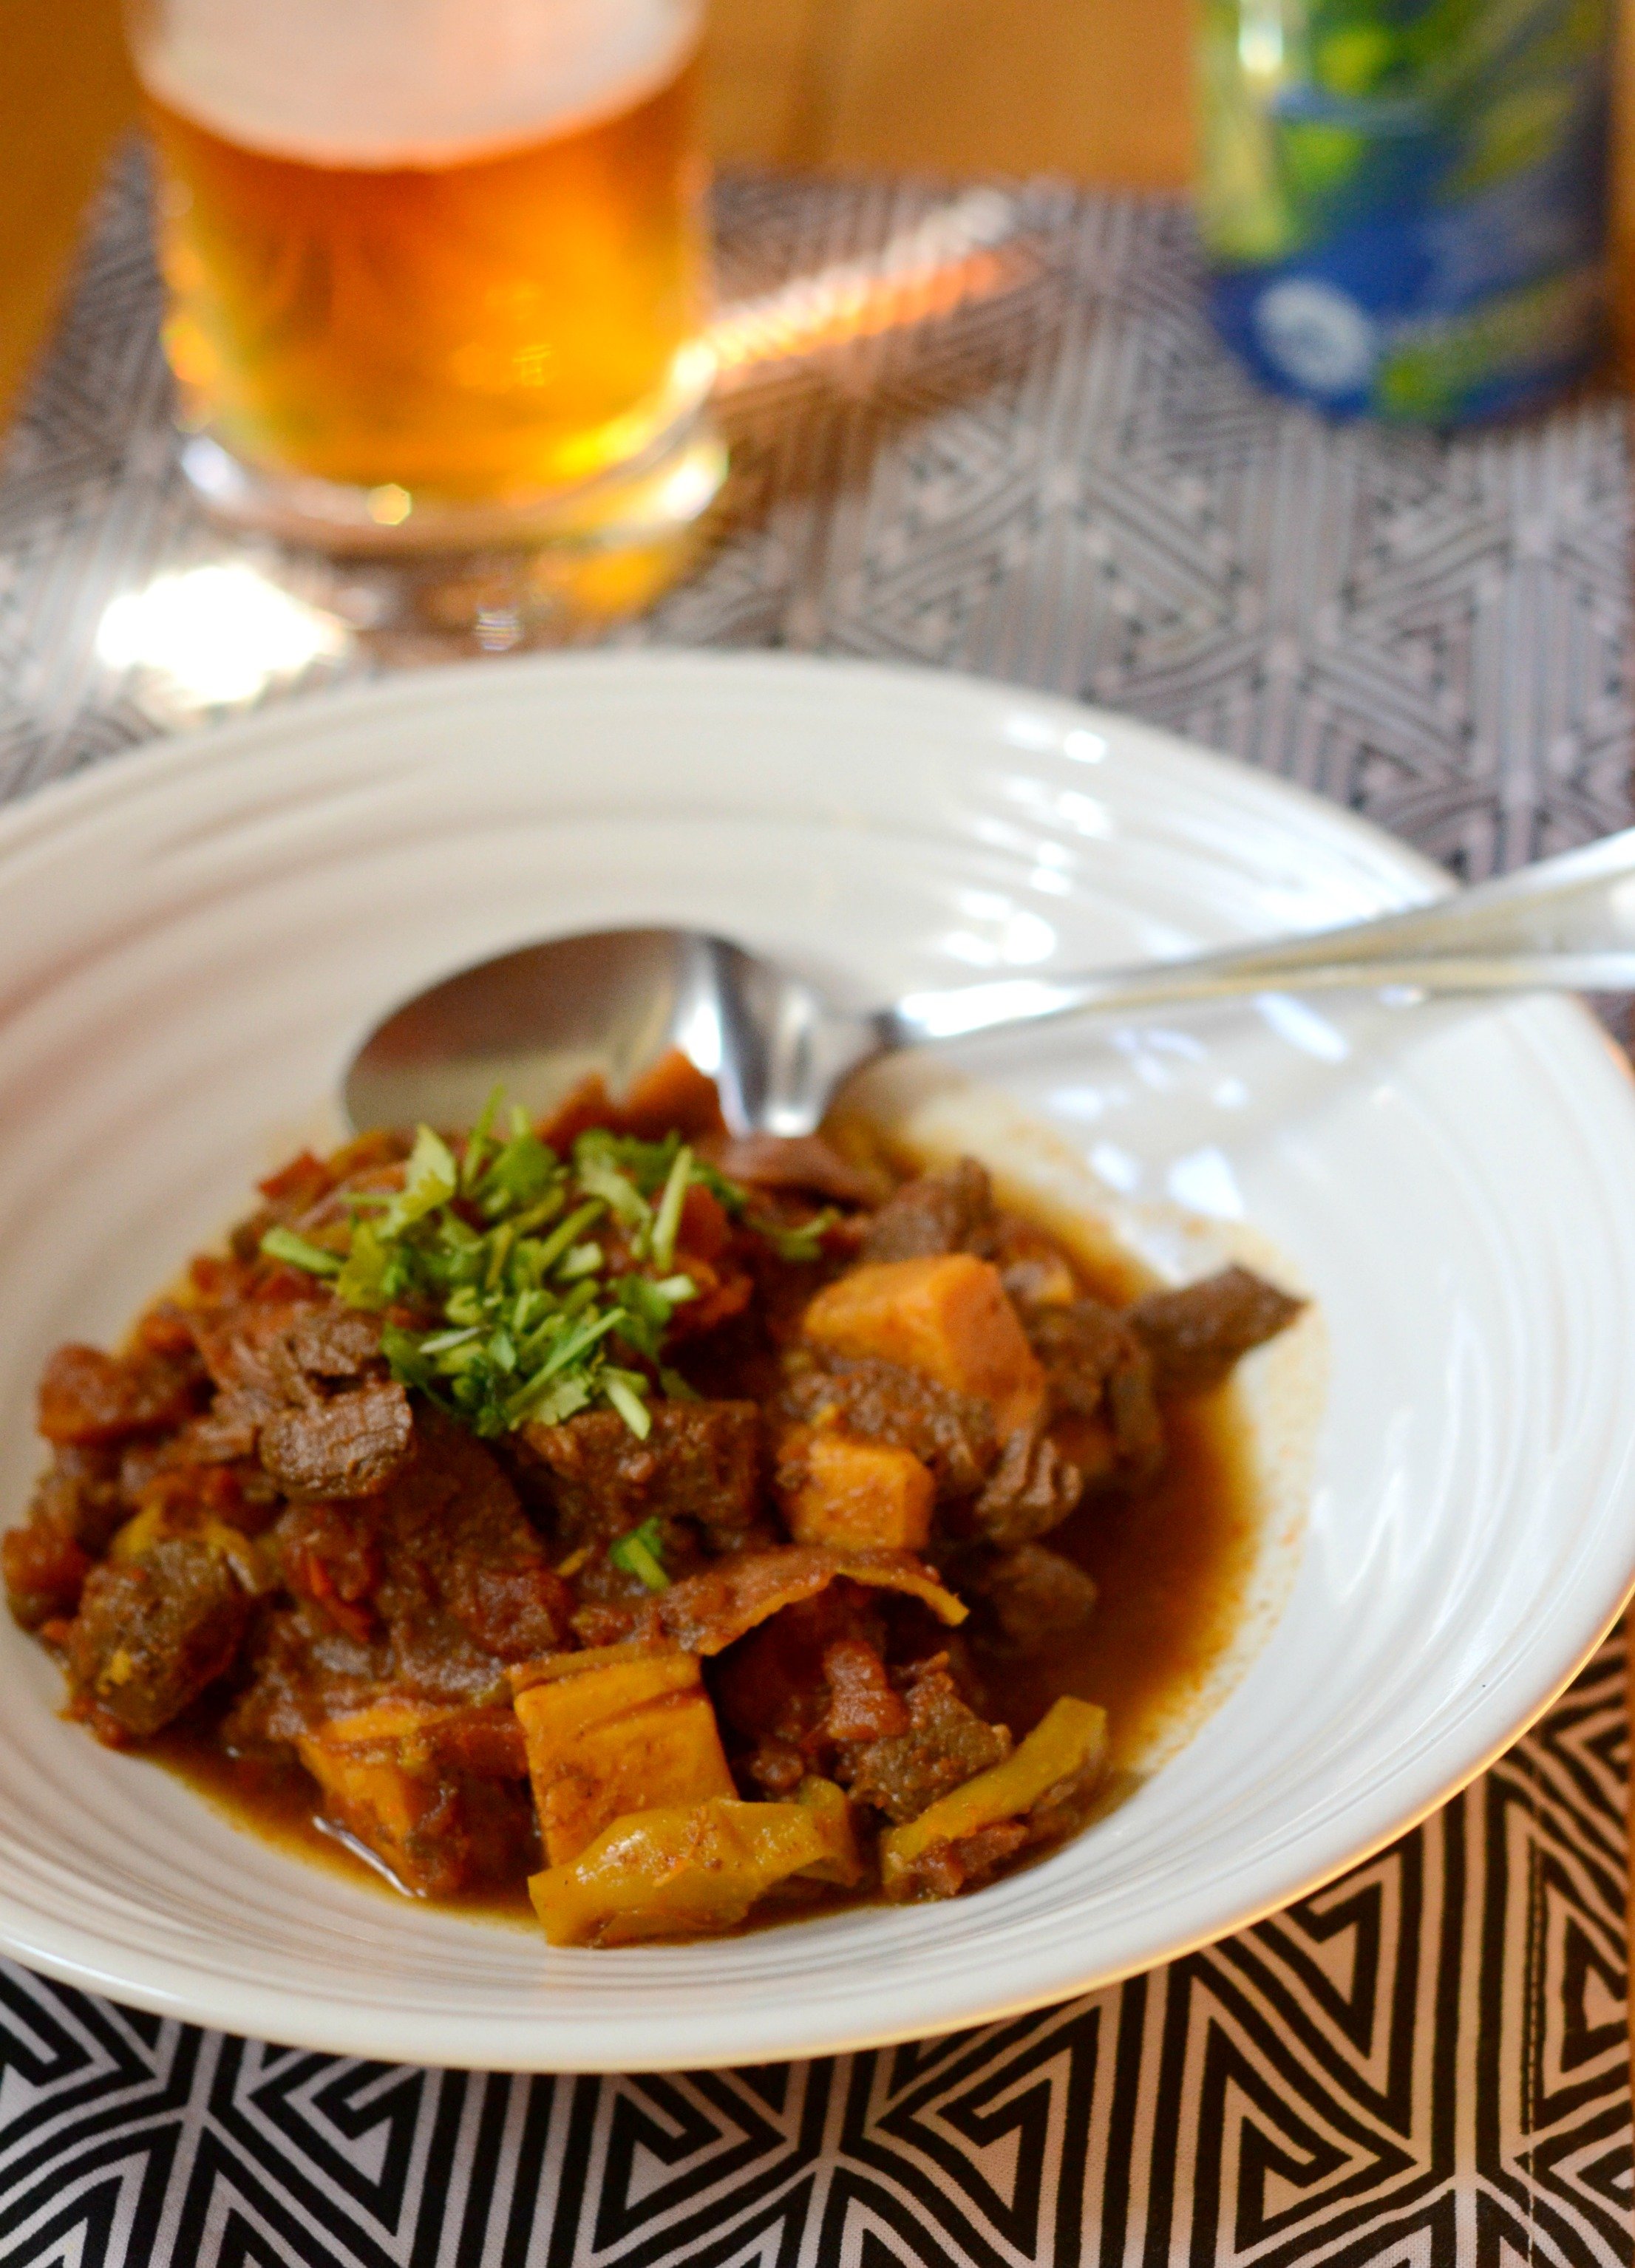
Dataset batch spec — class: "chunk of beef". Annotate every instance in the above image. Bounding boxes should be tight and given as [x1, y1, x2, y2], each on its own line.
[657, 1544, 965, 1657]
[860, 1158, 997, 1264]
[27, 1446, 124, 1552]
[118, 1437, 283, 1533]
[968, 1422, 1084, 1545]
[1023, 1298, 1163, 1473]
[38, 1344, 203, 1448]
[992, 1219, 1081, 1310]
[222, 1601, 393, 1750]
[894, 1821, 1033, 1900]
[712, 1585, 871, 1773]
[2, 1521, 91, 1629]
[821, 1638, 911, 1742]
[4, 1445, 132, 1629]
[721, 1618, 911, 1797]
[840, 1658, 1012, 1823]
[259, 1378, 415, 1500]
[275, 1501, 382, 1642]
[286, 1307, 387, 1377]
[375, 1410, 572, 1677]
[964, 1544, 1099, 1651]
[1129, 1265, 1305, 1396]
[709, 1134, 884, 1208]
[64, 1538, 250, 1741]
[776, 1350, 997, 1498]
[520, 1400, 761, 1551]
[881, 1697, 1109, 1901]
[192, 1298, 412, 1499]
[559, 1510, 710, 1647]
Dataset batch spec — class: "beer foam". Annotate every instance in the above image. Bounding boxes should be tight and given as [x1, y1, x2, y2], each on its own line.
[136, 0, 702, 168]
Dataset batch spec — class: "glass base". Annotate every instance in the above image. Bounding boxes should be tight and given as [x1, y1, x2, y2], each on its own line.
[179, 400, 728, 556]
[175, 407, 728, 643]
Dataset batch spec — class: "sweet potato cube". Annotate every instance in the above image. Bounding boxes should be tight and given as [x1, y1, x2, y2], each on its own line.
[529, 1796, 838, 1947]
[802, 1255, 1046, 1436]
[296, 1703, 458, 1887]
[512, 1651, 733, 1867]
[778, 1426, 934, 1551]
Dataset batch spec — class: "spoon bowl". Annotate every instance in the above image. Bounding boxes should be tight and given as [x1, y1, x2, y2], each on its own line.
[344, 926, 883, 1137]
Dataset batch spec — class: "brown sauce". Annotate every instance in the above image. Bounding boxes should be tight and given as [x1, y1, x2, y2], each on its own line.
[37, 1113, 1284, 1931]
[146, 1375, 1259, 1921]
[985, 1389, 1257, 1769]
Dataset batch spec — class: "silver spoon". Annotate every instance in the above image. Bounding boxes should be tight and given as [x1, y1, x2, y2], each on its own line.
[344, 823, 1635, 1137]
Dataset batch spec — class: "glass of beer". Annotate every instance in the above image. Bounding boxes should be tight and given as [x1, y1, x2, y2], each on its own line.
[123, 0, 725, 579]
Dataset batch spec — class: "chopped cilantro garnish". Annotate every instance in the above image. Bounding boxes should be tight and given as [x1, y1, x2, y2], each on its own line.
[608, 1516, 669, 1591]
[378, 1125, 457, 1236]
[259, 1092, 828, 1442]
[260, 1226, 341, 1276]
[755, 1207, 840, 1263]
[573, 1133, 651, 1232]
[458, 1083, 504, 1195]
[650, 1145, 692, 1271]
[603, 1369, 653, 1440]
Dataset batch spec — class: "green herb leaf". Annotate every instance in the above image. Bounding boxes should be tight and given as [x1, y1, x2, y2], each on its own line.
[603, 1369, 652, 1439]
[333, 1219, 390, 1307]
[475, 1116, 558, 1217]
[459, 1083, 506, 1195]
[650, 1144, 692, 1272]
[293, 1089, 708, 1445]
[755, 1208, 840, 1262]
[259, 1226, 341, 1276]
[573, 1136, 651, 1231]
[608, 1515, 669, 1590]
[380, 1323, 449, 1401]
[378, 1125, 458, 1236]
[517, 1372, 594, 1429]
[532, 1199, 604, 1276]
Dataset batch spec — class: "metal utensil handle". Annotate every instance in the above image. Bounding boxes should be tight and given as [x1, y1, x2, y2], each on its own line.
[884, 825, 1635, 1044]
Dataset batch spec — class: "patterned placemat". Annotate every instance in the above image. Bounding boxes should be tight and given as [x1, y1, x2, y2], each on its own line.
[0, 152, 1630, 2267]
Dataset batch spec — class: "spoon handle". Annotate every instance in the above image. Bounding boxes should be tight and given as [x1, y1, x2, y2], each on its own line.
[882, 823, 1635, 1044]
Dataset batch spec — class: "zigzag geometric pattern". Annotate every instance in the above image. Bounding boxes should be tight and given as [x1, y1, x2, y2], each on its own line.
[0, 154, 1629, 2265]
[0, 1638, 1623, 2264]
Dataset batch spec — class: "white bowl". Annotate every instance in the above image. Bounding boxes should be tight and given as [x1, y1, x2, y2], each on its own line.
[0, 649, 1631, 2072]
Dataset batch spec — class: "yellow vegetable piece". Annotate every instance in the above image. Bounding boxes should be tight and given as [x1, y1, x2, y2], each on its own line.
[778, 1426, 934, 1552]
[793, 1775, 863, 1886]
[802, 1255, 1046, 1436]
[531, 1795, 851, 1947]
[880, 1695, 1108, 1898]
[511, 1649, 734, 1867]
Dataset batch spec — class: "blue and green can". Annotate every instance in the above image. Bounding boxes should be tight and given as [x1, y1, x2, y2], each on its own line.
[1199, 0, 1613, 421]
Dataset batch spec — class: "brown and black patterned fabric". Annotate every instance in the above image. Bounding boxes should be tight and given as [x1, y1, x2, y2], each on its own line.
[0, 151, 1628, 2266]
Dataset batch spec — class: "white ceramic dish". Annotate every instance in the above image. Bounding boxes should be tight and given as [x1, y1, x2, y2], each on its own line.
[0, 649, 1631, 2073]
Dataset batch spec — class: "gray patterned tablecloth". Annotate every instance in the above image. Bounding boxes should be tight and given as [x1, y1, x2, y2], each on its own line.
[0, 152, 1629, 2267]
